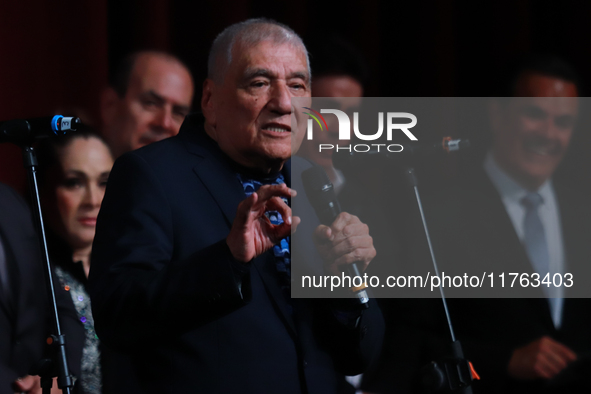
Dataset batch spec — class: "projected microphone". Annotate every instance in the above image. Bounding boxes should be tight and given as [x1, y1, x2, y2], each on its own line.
[302, 166, 370, 308]
[1, 115, 81, 145]
[333, 137, 470, 171]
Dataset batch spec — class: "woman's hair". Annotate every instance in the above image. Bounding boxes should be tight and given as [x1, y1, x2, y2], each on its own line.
[36, 129, 113, 185]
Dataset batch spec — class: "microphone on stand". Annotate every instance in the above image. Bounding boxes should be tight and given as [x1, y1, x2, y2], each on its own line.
[3, 114, 79, 393]
[333, 137, 471, 171]
[1, 115, 81, 145]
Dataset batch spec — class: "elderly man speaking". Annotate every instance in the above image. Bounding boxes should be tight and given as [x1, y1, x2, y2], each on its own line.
[89, 18, 383, 394]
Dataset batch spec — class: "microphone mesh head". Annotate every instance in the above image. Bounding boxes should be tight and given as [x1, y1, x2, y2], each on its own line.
[302, 165, 341, 225]
[301, 166, 336, 207]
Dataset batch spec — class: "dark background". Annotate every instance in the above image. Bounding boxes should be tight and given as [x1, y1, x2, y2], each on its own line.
[1, 0, 590, 195]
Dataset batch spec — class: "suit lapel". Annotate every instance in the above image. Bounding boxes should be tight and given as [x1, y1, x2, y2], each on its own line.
[191, 158, 244, 226]
[475, 169, 556, 329]
[554, 186, 590, 298]
[282, 159, 292, 188]
[475, 172, 535, 274]
[482, 183, 554, 328]
[180, 119, 245, 226]
[552, 185, 591, 333]
[0, 229, 13, 319]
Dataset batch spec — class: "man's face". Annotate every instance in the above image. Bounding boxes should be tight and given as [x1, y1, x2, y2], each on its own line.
[102, 54, 194, 157]
[492, 73, 578, 190]
[203, 40, 310, 172]
[299, 75, 363, 168]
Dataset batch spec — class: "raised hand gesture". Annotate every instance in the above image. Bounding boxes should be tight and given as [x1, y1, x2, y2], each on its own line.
[227, 183, 299, 262]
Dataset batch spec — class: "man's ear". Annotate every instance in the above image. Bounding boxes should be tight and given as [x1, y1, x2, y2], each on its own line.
[100, 87, 120, 128]
[201, 79, 217, 127]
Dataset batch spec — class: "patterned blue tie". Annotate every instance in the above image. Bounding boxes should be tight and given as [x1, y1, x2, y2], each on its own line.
[521, 192, 562, 327]
[237, 173, 291, 288]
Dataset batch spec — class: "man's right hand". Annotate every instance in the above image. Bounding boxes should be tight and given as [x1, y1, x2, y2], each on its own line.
[227, 184, 299, 262]
[12, 375, 41, 394]
[12, 376, 62, 394]
[507, 336, 577, 380]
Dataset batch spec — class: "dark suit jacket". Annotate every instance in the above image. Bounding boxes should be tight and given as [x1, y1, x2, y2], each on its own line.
[89, 114, 383, 394]
[417, 168, 591, 394]
[0, 183, 48, 394]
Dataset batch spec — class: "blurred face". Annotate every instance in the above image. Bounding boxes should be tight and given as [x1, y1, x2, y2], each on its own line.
[45, 137, 114, 250]
[102, 54, 194, 157]
[202, 40, 310, 173]
[491, 73, 578, 190]
[299, 75, 363, 168]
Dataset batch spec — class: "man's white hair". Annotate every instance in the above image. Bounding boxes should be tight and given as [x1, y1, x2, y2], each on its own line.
[207, 18, 310, 83]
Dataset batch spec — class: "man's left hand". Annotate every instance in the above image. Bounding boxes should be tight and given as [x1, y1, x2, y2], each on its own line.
[313, 212, 375, 275]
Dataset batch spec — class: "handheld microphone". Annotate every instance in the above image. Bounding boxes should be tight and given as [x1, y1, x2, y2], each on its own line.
[301, 165, 370, 308]
[333, 137, 470, 171]
[1, 115, 81, 145]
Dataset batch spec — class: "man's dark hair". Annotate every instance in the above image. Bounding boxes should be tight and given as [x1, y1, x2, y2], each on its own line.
[109, 51, 191, 97]
[305, 33, 369, 90]
[497, 53, 582, 96]
[36, 129, 112, 186]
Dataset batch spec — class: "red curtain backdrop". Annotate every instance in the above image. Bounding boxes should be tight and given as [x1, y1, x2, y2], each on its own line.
[0, 1, 108, 194]
[1, 0, 590, 196]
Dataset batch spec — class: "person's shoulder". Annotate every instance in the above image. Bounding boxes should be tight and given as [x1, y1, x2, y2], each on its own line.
[118, 113, 205, 166]
[0, 182, 33, 234]
[129, 133, 187, 161]
[0, 181, 28, 210]
[553, 181, 591, 217]
[0, 181, 15, 197]
[136, 113, 209, 158]
[290, 155, 315, 175]
[554, 181, 587, 203]
[108, 114, 218, 190]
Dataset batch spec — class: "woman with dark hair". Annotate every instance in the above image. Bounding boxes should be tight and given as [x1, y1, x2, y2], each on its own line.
[37, 130, 114, 394]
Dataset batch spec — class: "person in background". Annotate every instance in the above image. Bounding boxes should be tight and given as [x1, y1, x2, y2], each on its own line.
[411, 55, 590, 394]
[361, 54, 591, 394]
[0, 182, 51, 394]
[298, 35, 367, 193]
[100, 50, 194, 158]
[37, 131, 114, 394]
[462, 54, 586, 393]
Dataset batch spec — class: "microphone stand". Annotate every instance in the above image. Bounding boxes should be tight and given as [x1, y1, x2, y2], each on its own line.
[22, 145, 74, 394]
[404, 166, 475, 394]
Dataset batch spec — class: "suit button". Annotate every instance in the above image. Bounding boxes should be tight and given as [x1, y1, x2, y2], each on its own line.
[15, 341, 21, 346]
[303, 361, 308, 368]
